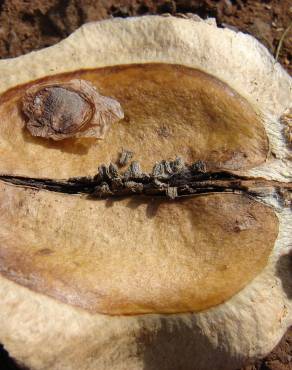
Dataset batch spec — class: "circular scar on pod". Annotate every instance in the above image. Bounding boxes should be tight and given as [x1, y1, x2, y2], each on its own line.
[22, 79, 124, 140]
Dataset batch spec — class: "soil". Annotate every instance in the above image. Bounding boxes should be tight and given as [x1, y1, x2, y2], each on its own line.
[0, 1, 291, 370]
[0, 0, 291, 73]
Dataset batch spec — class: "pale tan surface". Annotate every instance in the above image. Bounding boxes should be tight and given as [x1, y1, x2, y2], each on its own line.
[0, 15, 290, 181]
[0, 182, 278, 314]
[0, 64, 268, 178]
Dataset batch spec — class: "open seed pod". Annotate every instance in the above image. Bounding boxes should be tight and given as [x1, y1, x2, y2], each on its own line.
[0, 15, 291, 370]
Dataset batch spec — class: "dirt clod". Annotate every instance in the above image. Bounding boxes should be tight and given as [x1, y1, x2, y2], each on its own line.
[0, 1, 290, 73]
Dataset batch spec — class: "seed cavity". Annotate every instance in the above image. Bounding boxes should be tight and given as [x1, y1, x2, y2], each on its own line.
[22, 79, 124, 141]
[1, 158, 290, 204]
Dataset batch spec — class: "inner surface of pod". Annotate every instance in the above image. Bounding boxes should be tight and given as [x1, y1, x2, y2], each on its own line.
[0, 182, 278, 315]
[0, 64, 268, 179]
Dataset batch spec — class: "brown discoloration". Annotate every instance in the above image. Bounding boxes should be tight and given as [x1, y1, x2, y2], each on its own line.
[0, 182, 278, 315]
[21, 79, 124, 141]
[36, 248, 54, 256]
[0, 64, 268, 178]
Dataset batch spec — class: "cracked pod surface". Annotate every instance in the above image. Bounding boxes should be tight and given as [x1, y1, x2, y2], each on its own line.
[0, 15, 291, 370]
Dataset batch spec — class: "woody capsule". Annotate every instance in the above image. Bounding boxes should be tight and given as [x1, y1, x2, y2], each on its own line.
[0, 15, 291, 370]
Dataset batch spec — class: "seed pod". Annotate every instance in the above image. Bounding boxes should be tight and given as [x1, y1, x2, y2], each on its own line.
[0, 15, 291, 370]
[22, 79, 124, 140]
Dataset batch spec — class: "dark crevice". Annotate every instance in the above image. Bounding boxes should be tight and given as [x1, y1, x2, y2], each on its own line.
[0, 344, 27, 370]
[37, 11, 64, 38]
[0, 159, 290, 201]
[74, 0, 86, 26]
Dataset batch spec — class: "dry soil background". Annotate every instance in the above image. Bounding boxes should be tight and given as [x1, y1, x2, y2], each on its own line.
[0, 1, 291, 370]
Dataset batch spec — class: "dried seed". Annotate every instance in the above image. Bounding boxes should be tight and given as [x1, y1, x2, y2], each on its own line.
[166, 187, 178, 199]
[22, 79, 124, 141]
[170, 157, 186, 173]
[98, 164, 110, 181]
[92, 183, 113, 197]
[191, 160, 207, 173]
[125, 161, 143, 179]
[152, 160, 173, 178]
[108, 163, 119, 179]
[118, 149, 134, 167]
[124, 181, 143, 193]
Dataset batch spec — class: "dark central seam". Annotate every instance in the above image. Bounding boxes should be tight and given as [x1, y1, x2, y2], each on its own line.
[0, 160, 290, 200]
